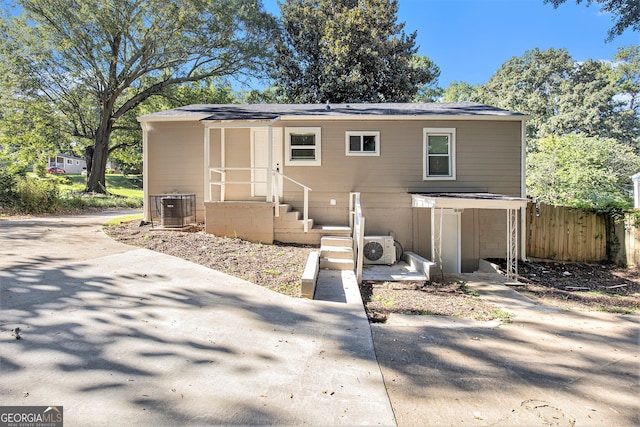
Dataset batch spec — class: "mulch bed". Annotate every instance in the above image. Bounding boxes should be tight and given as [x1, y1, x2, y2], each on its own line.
[487, 258, 640, 313]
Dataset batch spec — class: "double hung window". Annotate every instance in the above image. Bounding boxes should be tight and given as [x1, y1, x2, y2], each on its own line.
[285, 127, 321, 166]
[423, 128, 456, 180]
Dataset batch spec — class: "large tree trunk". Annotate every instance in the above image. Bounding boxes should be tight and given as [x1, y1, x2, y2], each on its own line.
[85, 121, 112, 194]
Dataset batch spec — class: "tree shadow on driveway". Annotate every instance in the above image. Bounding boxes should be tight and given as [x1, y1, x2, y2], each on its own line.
[372, 308, 639, 426]
[0, 243, 393, 426]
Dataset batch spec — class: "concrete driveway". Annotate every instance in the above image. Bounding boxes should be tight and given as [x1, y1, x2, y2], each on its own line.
[1, 212, 638, 426]
[0, 212, 394, 426]
[373, 275, 640, 426]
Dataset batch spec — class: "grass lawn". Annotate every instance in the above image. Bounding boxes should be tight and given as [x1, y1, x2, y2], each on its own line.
[58, 174, 143, 199]
[51, 173, 143, 211]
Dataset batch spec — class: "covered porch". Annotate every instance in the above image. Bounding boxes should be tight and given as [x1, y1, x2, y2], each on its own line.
[411, 193, 529, 278]
[201, 120, 349, 244]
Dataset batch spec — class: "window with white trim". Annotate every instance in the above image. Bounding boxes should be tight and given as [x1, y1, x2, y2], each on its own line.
[66, 159, 73, 165]
[345, 131, 380, 156]
[285, 127, 321, 166]
[423, 128, 456, 180]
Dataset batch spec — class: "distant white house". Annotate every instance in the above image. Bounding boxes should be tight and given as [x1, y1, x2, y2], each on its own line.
[633, 172, 640, 209]
[49, 154, 86, 174]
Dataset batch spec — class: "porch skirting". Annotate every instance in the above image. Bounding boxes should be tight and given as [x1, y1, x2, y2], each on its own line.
[204, 201, 274, 244]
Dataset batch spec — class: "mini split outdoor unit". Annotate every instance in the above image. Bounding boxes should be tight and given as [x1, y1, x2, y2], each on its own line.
[363, 236, 396, 265]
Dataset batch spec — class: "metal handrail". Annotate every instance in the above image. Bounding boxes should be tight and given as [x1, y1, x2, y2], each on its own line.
[350, 192, 365, 283]
[207, 166, 313, 233]
[273, 170, 312, 232]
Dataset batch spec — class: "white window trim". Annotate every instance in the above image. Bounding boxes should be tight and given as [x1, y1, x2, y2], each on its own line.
[423, 127, 456, 180]
[345, 131, 380, 156]
[285, 127, 321, 166]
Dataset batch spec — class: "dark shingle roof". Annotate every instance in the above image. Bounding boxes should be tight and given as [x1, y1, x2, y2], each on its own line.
[139, 102, 526, 122]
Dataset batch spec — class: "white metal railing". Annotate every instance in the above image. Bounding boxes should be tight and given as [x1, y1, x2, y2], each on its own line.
[350, 192, 365, 284]
[208, 166, 313, 233]
[209, 166, 266, 203]
[273, 170, 312, 232]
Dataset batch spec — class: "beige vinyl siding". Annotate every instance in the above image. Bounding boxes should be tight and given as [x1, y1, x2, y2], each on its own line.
[147, 121, 205, 221]
[277, 119, 522, 253]
[278, 119, 522, 196]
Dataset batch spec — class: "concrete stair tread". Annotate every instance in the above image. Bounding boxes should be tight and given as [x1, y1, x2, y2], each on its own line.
[320, 245, 353, 252]
[313, 225, 351, 232]
[320, 257, 355, 271]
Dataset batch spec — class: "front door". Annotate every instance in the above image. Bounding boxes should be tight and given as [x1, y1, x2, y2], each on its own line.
[432, 209, 461, 273]
[251, 128, 283, 198]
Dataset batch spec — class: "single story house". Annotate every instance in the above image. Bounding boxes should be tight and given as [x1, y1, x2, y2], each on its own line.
[49, 154, 86, 174]
[138, 102, 529, 274]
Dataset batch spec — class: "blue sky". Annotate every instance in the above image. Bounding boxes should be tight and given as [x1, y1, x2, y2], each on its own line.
[262, 0, 639, 88]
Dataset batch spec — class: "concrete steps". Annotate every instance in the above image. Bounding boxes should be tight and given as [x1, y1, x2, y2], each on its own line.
[320, 235, 355, 271]
[274, 204, 351, 245]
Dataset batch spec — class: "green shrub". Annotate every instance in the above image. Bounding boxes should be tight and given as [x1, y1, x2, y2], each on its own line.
[15, 175, 60, 213]
[0, 168, 142, 214]
[0, 169, 18, 207]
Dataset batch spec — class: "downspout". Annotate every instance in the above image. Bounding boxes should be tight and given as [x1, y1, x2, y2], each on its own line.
[268, 117, 282, 211]
[520, 119, 527, 261]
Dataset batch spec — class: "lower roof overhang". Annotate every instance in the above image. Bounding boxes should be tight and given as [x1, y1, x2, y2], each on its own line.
[411, 193, 529, 210]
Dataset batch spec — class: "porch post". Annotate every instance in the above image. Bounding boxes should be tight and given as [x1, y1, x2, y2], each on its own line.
[506, 208, 519, 279]
[266, 125, 273, 202]
[203, 125, 210, 202]
[520, 120, 528, 261]
[431, 207, 444, 274]
[220, 128, 226, 202]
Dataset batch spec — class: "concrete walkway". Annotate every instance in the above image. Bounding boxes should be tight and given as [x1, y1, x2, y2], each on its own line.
[373, 273, 640, 426]
[0, 212, 395, 426]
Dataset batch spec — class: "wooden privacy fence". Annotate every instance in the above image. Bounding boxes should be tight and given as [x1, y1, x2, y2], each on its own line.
[620, 215, 640, 267]
[526, 202, 607, 262]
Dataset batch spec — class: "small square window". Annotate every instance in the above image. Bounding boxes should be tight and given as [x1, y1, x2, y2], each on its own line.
[345, 131, 380, 156]
[285, 127, 321, 166]
[66, 159, 73, 165]
[424, 128, 456, 180]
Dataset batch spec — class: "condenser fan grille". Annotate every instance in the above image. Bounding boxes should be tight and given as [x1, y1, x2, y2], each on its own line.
[363, 241, 384, 261]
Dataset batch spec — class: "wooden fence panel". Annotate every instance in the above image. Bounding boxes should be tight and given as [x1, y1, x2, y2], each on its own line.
[526, 203, 607, 262]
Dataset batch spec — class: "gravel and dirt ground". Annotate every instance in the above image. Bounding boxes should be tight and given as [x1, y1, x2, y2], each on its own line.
[105, 220, 639, 321]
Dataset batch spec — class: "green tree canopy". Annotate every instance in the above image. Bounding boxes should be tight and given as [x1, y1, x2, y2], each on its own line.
[109, 79, 239, 174]
[544, 0, 640, 41]
[441, 81, 476, 103]
[474, 48, 575, 141]
[474, 47, 638, 148]
[527, 134, 640, 210]
[0, 96, 71, 175]
[614, 45, 640, 115]
[0, 0, 277, 193]
[274, 0, 439, 103]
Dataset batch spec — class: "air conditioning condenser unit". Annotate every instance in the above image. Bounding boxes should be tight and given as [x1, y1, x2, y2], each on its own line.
[363, 236, 396, 265]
